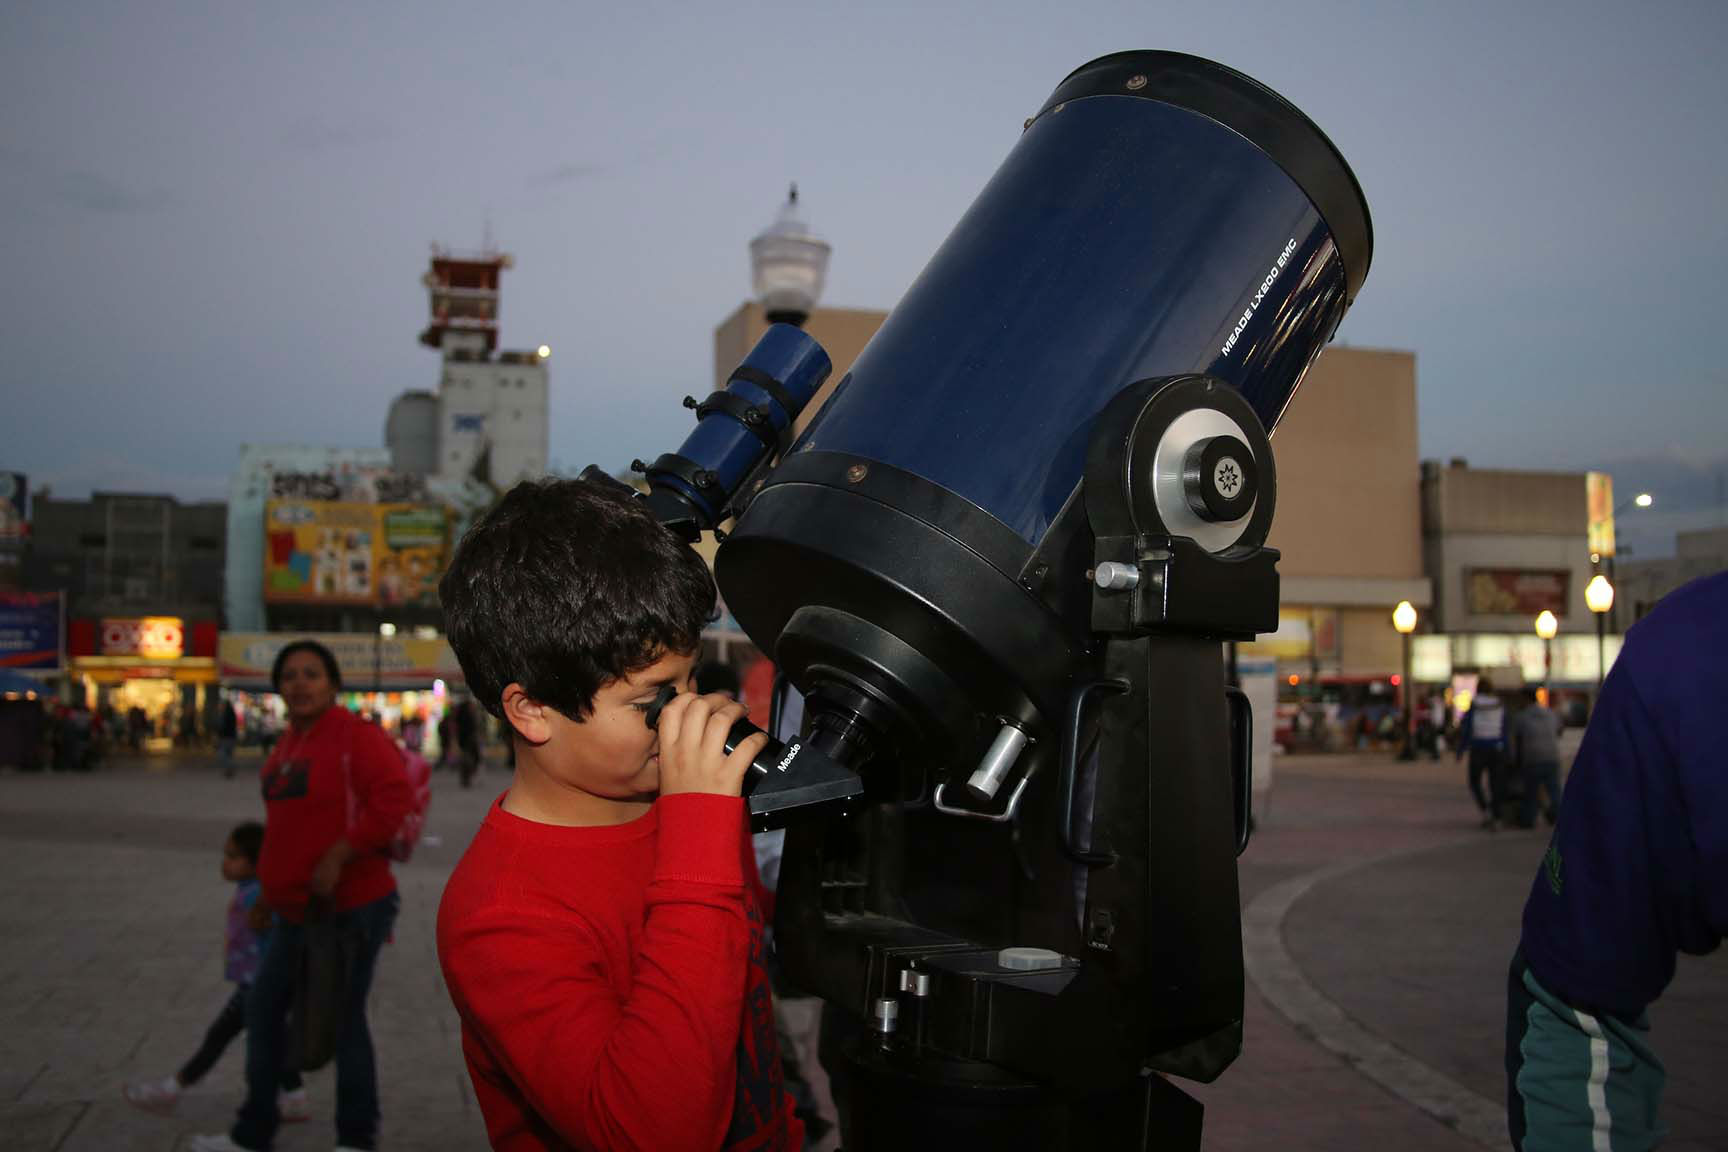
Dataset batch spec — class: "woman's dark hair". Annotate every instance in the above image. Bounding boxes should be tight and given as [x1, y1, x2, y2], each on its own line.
[230, 820, 265, 866]
[270, 639, 342, 692]
[439, 478, 716, 721]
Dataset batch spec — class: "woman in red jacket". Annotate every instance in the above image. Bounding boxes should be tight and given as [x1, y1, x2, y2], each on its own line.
[192, 640, 413, 1152]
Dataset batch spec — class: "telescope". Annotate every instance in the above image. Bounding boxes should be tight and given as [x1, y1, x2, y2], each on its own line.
[588, 49, 1371, 1150]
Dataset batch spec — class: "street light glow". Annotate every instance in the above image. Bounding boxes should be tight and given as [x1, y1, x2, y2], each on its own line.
[1634, 492, 1653, 508]
[1391, 600, 1418, 634]
[1585, 574, 1615, 615]
[378, 622, 397, 638]
[537, 344, 551, 359]
[1534, 610, 1558, 640]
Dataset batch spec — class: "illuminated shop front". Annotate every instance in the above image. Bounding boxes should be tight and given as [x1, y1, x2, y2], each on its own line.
[67, 615, 220, 745]
[219, 630, 467, 757]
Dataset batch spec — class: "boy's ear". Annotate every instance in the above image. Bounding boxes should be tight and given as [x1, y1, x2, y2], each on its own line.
[499, 683, 551, 745]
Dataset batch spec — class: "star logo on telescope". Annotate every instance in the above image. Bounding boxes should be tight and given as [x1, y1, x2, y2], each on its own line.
[1214, 458, 1241, 497]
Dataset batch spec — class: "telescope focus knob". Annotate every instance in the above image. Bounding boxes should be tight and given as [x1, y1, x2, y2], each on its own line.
[1181, 434, 1257, 523]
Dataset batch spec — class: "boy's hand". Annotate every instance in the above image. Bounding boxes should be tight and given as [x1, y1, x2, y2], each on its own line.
[248, 900, 273, 935]
[654, 691, 768, 798]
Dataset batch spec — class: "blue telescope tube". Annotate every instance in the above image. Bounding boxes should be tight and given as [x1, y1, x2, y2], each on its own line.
[645, 323, 830, 528]
[790, 51, 1371, 548]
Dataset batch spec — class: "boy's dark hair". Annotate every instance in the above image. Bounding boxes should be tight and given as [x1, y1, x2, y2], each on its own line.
[231, 821, 265, 866]
[271, 639, 343, 692]
[439, 478, 716, 722]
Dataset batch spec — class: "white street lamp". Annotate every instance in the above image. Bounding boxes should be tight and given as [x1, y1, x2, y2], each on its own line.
[1392, 601, 1417, 759]
[750, 184, 831, 328]
[1534, 610, 1558, 703]
[1585, 574, 1614, 698]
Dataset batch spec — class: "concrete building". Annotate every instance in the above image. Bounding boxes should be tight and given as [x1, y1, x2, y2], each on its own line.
[1420, 460, 1593, 635]
[1615, 525, 1728, 622]
[1261, 347, 1430, 678]
[27, 491, 226, 622]
[395, 247, 550, 490]
[24, 491, 226, 730]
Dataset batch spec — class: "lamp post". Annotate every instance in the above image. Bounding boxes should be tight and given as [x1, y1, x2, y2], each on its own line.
[1392, 600, 1417, 760]
[1534, 610, 1558, 705]
[750, 184, 831, 328]
[375, 621, 396, 700]
[1585, 574, 1614, 699]
[1604, 491, 1651, 632]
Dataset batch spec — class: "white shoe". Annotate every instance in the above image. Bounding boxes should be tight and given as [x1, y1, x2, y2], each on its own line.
[188, 1135, 249, 1152]
[123, 1074, 181, 1114]
[279, 1086, 312, 1123]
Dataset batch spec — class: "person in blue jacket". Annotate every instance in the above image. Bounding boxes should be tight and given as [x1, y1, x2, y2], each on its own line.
[1457, 676, 1509, 828]
[1506, 571, 1728, 1151]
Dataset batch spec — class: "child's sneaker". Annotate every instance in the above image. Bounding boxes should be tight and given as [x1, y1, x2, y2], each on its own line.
[279, 1086, 312, 1123]
[122, 1075, 181, 1114]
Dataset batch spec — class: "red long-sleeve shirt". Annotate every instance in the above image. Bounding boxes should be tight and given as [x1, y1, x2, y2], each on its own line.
[436, 793, 801, 1152]
[258, 705, 412, 920]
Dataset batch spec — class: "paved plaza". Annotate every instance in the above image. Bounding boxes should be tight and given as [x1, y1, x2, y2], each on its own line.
[1, 746, 1723, 1151]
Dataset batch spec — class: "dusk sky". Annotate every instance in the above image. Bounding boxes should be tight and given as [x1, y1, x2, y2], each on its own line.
[2, 0, 1725, 555]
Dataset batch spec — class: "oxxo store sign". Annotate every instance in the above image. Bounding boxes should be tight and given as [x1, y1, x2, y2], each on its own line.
[101, 616, 185, 660]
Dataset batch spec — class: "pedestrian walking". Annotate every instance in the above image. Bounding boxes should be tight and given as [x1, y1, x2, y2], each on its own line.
[218, 697, 240, 779]
[1509, 689, 1561, 829]
[189, 639, 413, 1152]
[454, 696, 479, 788]
[124, 822, 311, 1122]
[1456, 678, 1507, 829]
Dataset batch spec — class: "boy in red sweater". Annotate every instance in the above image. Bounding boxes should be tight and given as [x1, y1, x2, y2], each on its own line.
[436, 478, 803, 1152]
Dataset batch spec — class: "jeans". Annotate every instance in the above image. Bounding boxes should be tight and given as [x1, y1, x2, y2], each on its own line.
[1517, 760, 1560, 828]
[179, 985, 303, 1090]
[231, 893, 399, 1150]
[1467, 745, 1505, 817]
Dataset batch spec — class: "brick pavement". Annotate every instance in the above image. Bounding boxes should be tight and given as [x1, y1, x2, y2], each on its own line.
[0, 752, 494, 1152]
[3, 742, 1718, 1150]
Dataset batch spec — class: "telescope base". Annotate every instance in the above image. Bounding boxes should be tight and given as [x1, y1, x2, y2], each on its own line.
[834, 1036, 1202, 1152]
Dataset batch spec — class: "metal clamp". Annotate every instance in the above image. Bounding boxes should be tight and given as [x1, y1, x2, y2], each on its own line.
[933, 774, 1031, 823]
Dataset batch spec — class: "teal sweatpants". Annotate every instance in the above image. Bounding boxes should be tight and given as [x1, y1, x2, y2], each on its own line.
[1506, 949, 1666, 1151]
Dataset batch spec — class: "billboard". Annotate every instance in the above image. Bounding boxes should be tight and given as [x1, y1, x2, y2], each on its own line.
[0, 591, 61, 669]
[100, 616, 184, 659]
[1586, 471, 1616, 558]
[219, 631, 463, 689]
[0, 471, 25, 540]
[1466, 568, 1570, 617]
[263, 501, 449, 606]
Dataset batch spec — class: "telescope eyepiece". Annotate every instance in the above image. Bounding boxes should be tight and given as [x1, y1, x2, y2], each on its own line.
[639, 681, 865, 827]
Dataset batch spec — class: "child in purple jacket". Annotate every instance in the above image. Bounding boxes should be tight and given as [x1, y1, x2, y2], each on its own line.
[125, 822, 310, 1121]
